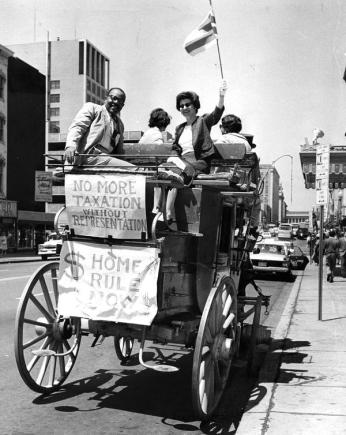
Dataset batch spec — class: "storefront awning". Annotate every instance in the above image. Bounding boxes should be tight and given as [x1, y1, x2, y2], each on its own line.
[18, 210, 55, 224]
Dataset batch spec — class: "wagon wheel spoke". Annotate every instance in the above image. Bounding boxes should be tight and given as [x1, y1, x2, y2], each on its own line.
[205, 360, 215, 411]
[27, 337, 52, 372]
[57, 343, 66, 380]
[23, 318, 52, 328]
[23, 331, 50, 350]
[39, 275, 56, 315]
[37, 355, 52, 386]
[28, 293, 55, 323]
[63, 339, 76, 361]
[51, 268, 59, 306]
[48, 343, 58, 387]
[214, 360, 222, 389]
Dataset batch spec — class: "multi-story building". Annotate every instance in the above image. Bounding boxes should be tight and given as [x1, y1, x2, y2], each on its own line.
[7, 56, 48, 250]
[0, 44, 17, 251]
[8, 39, 110, 213]
[259, 164, 281, 225]
[300, 142, 346, 226]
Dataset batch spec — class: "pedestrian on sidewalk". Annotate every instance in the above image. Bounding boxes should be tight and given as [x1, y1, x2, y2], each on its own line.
[338, 231, 346, 278]
[322, 229, 340, 282]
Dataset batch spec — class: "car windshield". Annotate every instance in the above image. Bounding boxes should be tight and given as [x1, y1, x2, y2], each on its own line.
[280, 225, 291, 230]
[256, 244, 286, 254]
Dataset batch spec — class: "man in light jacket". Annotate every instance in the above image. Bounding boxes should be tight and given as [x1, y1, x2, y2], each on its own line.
[64, 87, 133, 168]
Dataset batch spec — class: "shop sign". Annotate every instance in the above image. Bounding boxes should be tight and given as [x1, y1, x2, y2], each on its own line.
[35, 171, 52, 202]
[0, 200, 17, 218]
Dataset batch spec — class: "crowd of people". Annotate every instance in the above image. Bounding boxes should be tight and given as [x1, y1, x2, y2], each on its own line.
[309, 229, 346, 282]
[63, 81, 258, 229]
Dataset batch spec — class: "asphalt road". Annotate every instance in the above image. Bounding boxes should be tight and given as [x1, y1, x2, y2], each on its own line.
[0, 259, 299, 435]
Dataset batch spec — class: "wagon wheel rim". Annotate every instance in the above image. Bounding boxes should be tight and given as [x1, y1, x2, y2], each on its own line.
[14, 261, 81, 393]
[192, 276, 237, 419]
[114, 334, 134, 362]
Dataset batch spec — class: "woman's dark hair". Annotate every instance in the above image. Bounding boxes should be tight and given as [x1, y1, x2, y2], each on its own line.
[176, 91, 200, 112]
[221, 114, 242, 133]
[148, 108, 171, 129]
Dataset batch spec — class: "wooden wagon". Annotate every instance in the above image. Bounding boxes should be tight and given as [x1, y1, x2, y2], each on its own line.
[14, 142, 269, 419]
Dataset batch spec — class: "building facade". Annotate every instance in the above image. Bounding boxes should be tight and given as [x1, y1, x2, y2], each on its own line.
[8, 39, 110, 213]
[7, 56, 53, 250]
[259, 164, 281, 225]
[0, 44, 17, 252]
[300, 142, 346, 226]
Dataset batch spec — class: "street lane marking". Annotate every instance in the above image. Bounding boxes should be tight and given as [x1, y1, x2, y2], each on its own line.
[0, 275, 31, 282]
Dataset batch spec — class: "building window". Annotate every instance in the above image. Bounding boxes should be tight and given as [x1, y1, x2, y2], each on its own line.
[0, 117, 5, 141]
[49, 121, 60, 133]
[92, 82, 96, 94]
[335, 164, 340, 173]
[50, 94, 60, 103]
[87, 79, 91, 91]
[50, 80, 60, 90]
[79, 41, 84, 75]
[0, 155, 4, 195]
[49, 108, 60, 117]
[0, 76, 5, 99]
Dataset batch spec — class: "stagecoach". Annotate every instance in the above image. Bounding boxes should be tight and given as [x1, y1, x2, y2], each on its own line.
[14, 142, 270, 419]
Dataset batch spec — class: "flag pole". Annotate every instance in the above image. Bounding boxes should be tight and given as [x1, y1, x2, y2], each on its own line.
[209, 0, 224, 79]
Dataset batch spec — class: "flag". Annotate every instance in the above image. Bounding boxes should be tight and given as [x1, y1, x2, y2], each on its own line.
[184, 10, 218, 56]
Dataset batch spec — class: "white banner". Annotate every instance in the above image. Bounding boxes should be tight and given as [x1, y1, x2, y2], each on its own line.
[316, 143, 330, 206]
[65, 174, 147, 239]
[58, 241, 160, 325]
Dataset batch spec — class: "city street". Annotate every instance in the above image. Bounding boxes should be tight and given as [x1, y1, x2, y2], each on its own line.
[0, 259, 300, 435]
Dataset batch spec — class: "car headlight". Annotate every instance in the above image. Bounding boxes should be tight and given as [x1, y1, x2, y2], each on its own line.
[38, 244, 44, 250]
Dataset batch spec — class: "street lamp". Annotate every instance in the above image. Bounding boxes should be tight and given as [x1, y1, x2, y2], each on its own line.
[271, 154, 293, 204]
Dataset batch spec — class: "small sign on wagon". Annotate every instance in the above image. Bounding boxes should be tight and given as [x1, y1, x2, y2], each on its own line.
[64, 173, 147, 239]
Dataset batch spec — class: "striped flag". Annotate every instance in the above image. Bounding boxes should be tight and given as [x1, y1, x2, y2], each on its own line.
[184, 10, 218, 56]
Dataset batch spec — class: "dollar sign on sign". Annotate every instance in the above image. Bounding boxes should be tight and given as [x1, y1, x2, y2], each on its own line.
[64, 251, 85, 280]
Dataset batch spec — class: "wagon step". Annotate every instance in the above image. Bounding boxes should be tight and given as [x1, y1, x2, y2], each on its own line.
[139, 327, 179, 373]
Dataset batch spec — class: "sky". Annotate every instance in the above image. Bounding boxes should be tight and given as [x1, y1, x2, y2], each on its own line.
[1, 0, 346, 211]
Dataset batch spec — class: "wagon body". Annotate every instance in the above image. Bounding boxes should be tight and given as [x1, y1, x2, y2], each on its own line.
[14, 142, 269, 418]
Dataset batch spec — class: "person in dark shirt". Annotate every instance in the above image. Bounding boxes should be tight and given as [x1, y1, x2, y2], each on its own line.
[323, 229, 340, 282]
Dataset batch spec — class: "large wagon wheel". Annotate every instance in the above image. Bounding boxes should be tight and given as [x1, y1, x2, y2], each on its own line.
[192, 276, 238, 419]
[14, 261, 81, 393]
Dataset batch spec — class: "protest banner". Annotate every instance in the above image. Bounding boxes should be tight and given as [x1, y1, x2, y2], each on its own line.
[58, 241, 160, 325]
[64, 173, 147, 239]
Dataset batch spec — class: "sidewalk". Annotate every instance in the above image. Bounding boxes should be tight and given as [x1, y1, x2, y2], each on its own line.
[0, 250, 41, 263]
[237, 263, 346, 435]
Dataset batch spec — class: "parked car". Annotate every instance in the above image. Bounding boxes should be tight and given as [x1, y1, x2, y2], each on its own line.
[297, 225, 309, 240]
[38, 233, 62, 260]
[250, 239, 294, 280]
[291, 223, 300, 238]
[261, 230, 272, 239]
[277, 223, 293, 240]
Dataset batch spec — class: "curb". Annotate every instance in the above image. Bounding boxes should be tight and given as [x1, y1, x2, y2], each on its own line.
[0, 257, 41, 264]
[236, 271, 304, 435]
